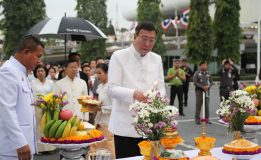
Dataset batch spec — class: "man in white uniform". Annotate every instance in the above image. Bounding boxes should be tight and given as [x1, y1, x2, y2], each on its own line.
[53, 59, 88, 120]
[107, 21, 166, 158]
[0, 36, 44, 160]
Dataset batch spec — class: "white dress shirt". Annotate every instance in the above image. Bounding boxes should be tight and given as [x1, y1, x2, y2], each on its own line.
[107, 44, 166, 138]
[31, 78, 54, 99]
[94, 83, 112, 125]
[53, 76, 88, 119]
[0, 56, 37, 157]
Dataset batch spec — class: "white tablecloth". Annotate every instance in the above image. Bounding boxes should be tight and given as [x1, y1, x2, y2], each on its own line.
[117, 147, 261, 160]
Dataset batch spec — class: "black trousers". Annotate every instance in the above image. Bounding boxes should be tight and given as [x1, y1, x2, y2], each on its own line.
[114, 135, 144, 159]
[170, 85, 184, 114]
[182, 83, 189, 105]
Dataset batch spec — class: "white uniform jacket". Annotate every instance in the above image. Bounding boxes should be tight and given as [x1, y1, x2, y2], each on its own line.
[0, 57, 37, 157]
[107, 45, 166, 138]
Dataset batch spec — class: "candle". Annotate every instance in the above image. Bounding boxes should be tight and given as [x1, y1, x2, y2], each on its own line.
[202, 91, 205, 119]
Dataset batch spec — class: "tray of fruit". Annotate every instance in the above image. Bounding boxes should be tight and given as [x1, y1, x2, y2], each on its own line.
[40, 109, 104, 148]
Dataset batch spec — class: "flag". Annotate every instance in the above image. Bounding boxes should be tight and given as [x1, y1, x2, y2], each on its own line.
[181, 8, 190, 28]
[161, 19, 172, 30]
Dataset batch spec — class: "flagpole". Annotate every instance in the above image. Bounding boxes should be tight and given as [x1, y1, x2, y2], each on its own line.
[257, 0, 260, 75]
[175, 10, 180, 49]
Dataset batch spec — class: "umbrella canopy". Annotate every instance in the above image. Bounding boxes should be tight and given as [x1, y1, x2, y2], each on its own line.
[25, 17, 107, 41]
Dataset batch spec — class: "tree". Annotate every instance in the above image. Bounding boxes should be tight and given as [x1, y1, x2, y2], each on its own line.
[0, 0, 46, 60]
[213, 0, 241, 63]
[75, 0, 108, 61]
[137, 0, 166, 60]
[186, 0, 213, 64]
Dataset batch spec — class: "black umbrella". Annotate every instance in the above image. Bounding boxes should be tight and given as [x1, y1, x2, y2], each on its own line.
[25, 17, 107, 61]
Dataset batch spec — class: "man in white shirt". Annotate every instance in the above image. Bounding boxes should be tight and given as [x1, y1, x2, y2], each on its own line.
[107, 21, 166, 158]
[53, 59, 88, 120]
[0, 36, 44, 160]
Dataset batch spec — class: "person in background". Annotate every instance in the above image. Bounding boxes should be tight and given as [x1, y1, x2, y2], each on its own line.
[166, 59, 186, 116]
[53, 59, 88, 120]
[68, 52, 89, 94]
[31, 65, 55, 153]
[193, 61, 213, 125]
[0, 36, 44, 160]
[92, 57, 105, 99]
[107, 21, 166, 158]
[48, 66, 58, 83]
[218, 59, 238, 100]
[181, 59, 193, 107]
[92, 63, 115, 159]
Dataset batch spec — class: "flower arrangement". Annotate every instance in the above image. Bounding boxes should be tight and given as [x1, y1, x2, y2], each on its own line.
[216, 90, 256, 132]
[129, 90, 179, 141]
[32, 92, 68, 121]
[244, 84, 261, 116]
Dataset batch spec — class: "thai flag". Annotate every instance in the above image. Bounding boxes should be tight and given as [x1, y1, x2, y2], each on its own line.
[161, 19, 172, 30]
[181, 8, 190, 28]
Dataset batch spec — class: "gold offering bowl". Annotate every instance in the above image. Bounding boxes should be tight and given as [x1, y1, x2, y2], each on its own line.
[161, 136, 183, 149]
[194, 137, 216, 156]
[138, 141, 151, 160]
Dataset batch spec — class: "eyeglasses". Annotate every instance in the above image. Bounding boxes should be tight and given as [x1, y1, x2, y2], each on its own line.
[139, 36, 155, 44]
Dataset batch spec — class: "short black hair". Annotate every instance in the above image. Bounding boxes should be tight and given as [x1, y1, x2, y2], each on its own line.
[173, 59, 181, 62]
[68, 52, 81, 60]
[96, 63, 108, 73]
[65, 59, 78, 67]
[33, 64, 48, 78]
[135, 21, 157, 35]
[224, 60, 231, 65]
[17, 36, 44, 53]
[199, 60, 207, 65]
[182, 59, 187, 62]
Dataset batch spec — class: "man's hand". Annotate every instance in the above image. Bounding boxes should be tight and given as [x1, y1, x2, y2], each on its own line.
[17, 145, 31, 160]
[133, 90, 147, 102]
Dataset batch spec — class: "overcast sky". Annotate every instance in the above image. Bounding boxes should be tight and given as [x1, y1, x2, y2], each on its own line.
[44, 0, 137, 29]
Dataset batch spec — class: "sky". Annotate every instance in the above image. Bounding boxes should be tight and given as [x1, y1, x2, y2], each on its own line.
[44, 0, 137, 29]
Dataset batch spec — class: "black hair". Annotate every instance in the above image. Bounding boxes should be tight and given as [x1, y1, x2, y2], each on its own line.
[48, 66, 57, 73]
[182, 59, 187, 62]
[17, 36, 44, 53]
[135, 21, 157, 36]
[33, 64, 48, 78]
[68, 52, 81, 60]
[96, 63, 108, 73]
[95, 57, 104, 62]
[65, 59, 78, 67]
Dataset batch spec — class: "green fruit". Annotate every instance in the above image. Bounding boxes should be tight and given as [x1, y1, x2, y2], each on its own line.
[68, 116, 76, 125]
[55, 121, 67, 139]
[48, 120, 63, 138]
[53, 109, 60, 120]
[73, 117, 80, 127]
[44, 120, 55, 138]
[62, 123, 72, 138]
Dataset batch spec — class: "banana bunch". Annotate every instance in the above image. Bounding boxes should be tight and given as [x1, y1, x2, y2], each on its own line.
[43, 116, 85, 139]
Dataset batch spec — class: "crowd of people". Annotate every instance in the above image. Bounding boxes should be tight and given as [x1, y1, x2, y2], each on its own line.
[0, 21, 244, 159]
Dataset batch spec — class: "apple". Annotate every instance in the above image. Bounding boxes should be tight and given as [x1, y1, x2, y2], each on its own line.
[59, 109, 73, 120]
[253, 98, 260, 107]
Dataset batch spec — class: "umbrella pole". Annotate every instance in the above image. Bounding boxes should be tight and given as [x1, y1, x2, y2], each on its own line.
[64, 34, 67, 63]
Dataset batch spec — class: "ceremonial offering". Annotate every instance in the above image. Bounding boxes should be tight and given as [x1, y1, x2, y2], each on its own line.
[222, 138, 261, 160]
[78, 95, 101, 112]
[216, 90, 256, 133]
[158, 149, 188, 160]
[131, 89, 179, 159]
[190, 156, 220, 160]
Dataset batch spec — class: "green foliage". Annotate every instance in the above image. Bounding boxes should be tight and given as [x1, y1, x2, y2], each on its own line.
[75, 0, 108, 61]
[185, 0, 213, 64]
[213, 0, 241, 63]
[137, 0, 166, 61]
[0, 0, 46, 60]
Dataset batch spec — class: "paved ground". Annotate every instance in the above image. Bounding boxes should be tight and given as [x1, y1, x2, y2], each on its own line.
[34, 82, 261, 159]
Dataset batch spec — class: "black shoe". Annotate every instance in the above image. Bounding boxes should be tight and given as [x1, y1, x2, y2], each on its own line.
[207, 121, 212, 124]
[183, 103, 187, 107]
[180, 113, 185, 116]
[195, 121, 201, 125]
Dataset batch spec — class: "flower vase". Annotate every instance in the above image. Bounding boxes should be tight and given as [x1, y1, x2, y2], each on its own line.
[150, 140, 160, 159]
[233, 131, 241, 140]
